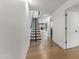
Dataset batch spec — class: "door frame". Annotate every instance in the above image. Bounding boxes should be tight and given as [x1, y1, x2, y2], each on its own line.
[65, 11, 68, 49]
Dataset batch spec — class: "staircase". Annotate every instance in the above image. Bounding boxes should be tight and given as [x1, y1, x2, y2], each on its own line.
[30, 18, 41, 41]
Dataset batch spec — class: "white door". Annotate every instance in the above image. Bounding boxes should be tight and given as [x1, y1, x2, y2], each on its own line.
[67, 11, 79, 48]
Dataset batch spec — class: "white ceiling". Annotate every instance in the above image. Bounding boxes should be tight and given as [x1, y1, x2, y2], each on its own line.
[28, 0, 67, 14]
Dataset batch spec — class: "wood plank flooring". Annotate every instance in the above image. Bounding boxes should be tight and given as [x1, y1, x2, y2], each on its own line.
[26, 38, 79, 59]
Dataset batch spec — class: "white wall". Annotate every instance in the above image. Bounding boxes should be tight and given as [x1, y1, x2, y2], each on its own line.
[67, 11, 79, 48]
[47, 16, 51, 38]
[52, 0, 79, 49]
[0, 0, 31, 59]
[32, 10, 39, 18]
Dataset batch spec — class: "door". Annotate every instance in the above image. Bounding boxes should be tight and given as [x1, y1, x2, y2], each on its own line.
[66, 11, 79, 49]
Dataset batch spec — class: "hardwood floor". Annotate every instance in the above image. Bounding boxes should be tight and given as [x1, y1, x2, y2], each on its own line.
[26, 38, 79, 59]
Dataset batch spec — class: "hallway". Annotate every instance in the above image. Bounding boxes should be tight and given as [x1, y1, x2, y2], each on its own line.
[26, 38, 79, 59]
